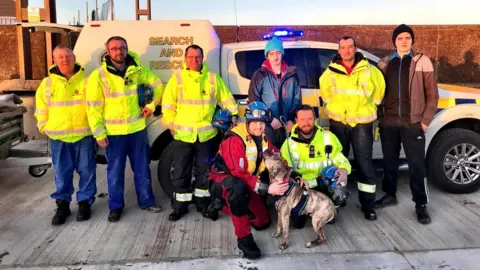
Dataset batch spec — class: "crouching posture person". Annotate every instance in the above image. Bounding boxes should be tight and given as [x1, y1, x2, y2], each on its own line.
[280, 105, 352, 228]
[207, 101, 289, 259]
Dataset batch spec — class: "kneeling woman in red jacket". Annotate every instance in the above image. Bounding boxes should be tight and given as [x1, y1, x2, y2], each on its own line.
[208, 101, 289, 259]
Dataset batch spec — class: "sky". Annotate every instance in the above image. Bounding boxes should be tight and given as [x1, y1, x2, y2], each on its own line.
[28, 0, 480, 26]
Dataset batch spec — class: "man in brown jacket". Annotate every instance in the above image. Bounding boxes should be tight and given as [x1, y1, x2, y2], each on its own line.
[375, 24, 439, 224]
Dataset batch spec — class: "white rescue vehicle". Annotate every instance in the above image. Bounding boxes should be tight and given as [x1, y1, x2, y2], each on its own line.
[72, 20, 480, 195]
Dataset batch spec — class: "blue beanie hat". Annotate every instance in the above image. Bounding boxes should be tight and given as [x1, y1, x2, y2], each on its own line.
[264, 36, 284, 57]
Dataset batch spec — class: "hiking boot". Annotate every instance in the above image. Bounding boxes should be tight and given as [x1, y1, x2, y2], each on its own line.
[76, 200, 91, 222]
[237, 233, 261, 259]
[168, 208, 188, 222]
[195, 204, 211, 219]
[108, 208, 123, 222]
[361, 207, 377, 221]
[52, 200, 71, 226]
[142, 204, 163, 213]
[416, 205, 432, 224]
[373, 194, 398, 209]
[205, 210, 219, 221]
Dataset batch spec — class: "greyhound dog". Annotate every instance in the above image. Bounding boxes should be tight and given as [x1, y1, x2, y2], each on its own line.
[263, 149, 336, 250]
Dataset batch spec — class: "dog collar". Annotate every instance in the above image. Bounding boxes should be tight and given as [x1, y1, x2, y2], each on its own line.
[283, 181, 295, 196]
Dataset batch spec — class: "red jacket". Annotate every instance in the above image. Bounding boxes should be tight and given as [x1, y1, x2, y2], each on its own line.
[209, 135, 280, 192]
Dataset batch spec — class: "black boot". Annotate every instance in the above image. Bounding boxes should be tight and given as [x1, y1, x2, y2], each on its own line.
[373, 194, 398, 209]
[416, 205, 432, 224]
[195, 197, 212, 219]
[169, 208, 188, 222]
[52, 200, 71, 226]
[291, 214, 307, 229]
[237, 233, 261, 259]
[361, 207, 377, 221]
[108, 208, 123, 222]
[205, 197, 223, 221]
[77, 200, 91, 222]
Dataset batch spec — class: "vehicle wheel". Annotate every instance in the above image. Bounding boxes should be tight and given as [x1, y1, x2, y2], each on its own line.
[157, 142, 176, 198]
[427, 128, 480, 194]
[28, 165, 48, 178]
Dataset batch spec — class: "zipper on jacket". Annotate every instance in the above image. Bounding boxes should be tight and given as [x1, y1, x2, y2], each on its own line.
[398, 56, 403, 116]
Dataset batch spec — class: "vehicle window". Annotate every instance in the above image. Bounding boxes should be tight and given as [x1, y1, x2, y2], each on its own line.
[236, 48, 315, 89]
[316, 49, 337, 71]
[235, 48, 375, 89]
[307, 48, 337, 88]
[234, 49, 264, 80]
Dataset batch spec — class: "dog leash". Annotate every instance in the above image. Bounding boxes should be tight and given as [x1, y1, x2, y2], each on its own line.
[279, 116, 297, 170]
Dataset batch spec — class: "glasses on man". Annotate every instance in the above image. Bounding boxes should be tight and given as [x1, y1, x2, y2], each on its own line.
[109, 46, 127, 52]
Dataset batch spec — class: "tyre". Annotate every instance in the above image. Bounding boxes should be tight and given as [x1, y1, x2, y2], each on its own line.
[157, 142, 176, 198]
[28, 165, 48, 178]
[427, 128, 480, 194]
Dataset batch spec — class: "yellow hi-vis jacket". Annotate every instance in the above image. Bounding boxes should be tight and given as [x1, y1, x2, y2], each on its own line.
[86, 51, 164, 140]
[162, 64, 239, 143]
[230, 124, 269, 176]
[319, 53, 385, 127]
[280, 124, 351, 188]
[34, 64, 91, 143]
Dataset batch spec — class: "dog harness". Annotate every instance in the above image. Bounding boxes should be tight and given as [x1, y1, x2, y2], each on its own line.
[272, 181, 309, 216]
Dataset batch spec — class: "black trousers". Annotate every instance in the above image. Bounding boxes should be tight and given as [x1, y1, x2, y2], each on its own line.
[329, 120, 376, 211]
[379, 120, 428, 205]
[171, 138, 213, 210]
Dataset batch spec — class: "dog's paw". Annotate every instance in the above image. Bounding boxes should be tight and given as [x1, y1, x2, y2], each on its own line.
[279, 243, 288, 250]
[271, 231, 281, 238]
[305, 239, 323, 248]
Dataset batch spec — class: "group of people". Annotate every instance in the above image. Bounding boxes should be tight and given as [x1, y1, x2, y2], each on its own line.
[35, 36, 165, 224]
[35, 23, 438, 259]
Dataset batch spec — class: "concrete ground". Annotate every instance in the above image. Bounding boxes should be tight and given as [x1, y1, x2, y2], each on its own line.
[1, 160, 479, 270]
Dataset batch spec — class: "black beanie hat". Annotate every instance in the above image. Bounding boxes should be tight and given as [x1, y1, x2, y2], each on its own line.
[392, 24, 414, 47]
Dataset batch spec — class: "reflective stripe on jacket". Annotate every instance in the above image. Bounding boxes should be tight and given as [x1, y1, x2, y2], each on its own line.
[86, 51, 164, 140]
[162, 63, 238, 143]
[319, 53, 385, 127]
[229, 124, 269, 176]
[34, 64, 91, 143]
[280, 124, 351, 188]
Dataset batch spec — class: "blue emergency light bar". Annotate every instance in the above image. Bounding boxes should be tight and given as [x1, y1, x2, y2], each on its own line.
[262, 29, 304, 40]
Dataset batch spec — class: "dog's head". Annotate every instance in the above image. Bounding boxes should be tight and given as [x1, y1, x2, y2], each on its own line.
[263, 149, 289, 184]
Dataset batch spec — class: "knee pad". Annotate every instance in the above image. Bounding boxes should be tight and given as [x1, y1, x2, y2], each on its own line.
[227, 179, 249, 217]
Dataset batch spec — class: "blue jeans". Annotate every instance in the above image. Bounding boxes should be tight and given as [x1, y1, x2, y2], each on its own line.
[50, 136, 97, 204]
[105, 129, 155, 210]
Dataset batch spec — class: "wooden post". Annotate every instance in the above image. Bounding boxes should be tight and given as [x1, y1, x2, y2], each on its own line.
[15, 0, 32, 80]
[135, 0, 151, 20]
[44, 0, 57, 70]
[110, 0, 114, 20]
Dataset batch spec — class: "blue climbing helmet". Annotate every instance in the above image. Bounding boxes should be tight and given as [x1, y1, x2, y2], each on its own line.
[245, 101, 270, 122]
[212, 109, 232, 131]
[137, 84, 153, 108]
[321, 166, 340, 187]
